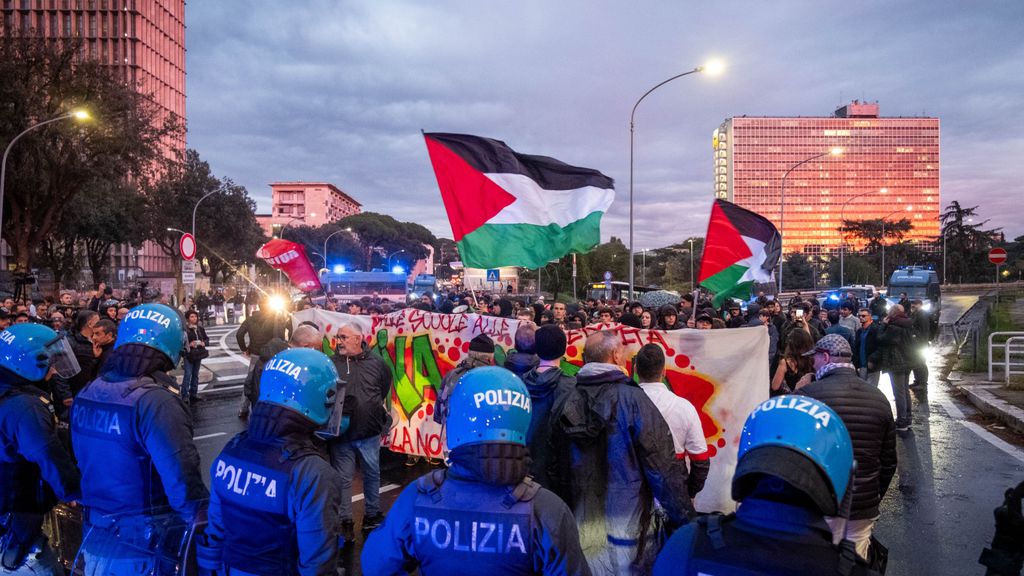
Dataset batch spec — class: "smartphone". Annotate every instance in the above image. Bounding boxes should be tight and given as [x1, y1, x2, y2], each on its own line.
[795, 309, 804, 318]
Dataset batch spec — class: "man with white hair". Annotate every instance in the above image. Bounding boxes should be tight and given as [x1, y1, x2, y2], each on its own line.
[328, 321, 393, 543]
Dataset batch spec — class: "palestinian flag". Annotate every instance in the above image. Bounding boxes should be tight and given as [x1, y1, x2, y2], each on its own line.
[698, 199, 781, 307]
[424, 132, 614, 269]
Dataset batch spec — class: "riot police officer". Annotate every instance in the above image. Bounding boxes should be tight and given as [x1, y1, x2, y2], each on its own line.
[196, 347, 344, 575]
[653, 395, 881, 575]
[71, 303, 208, 574]
[362, 366, 591, 576]
[0, 324, 81, 575]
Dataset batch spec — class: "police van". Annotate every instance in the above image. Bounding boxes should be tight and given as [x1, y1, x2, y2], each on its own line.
[887, 266, 941, 313]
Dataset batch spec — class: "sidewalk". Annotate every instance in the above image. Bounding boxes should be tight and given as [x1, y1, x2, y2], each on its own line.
[952, 295, 1024, 434]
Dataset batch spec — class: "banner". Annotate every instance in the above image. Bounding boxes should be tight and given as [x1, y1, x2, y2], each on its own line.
[293, 308, 768, 513]
[256, 238, 322, 292]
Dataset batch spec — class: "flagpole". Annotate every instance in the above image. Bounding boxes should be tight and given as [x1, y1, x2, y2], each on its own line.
[629, 66, 707, 302]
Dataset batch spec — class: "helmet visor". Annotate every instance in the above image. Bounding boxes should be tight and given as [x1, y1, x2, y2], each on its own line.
[45, 334, 81, 379]
[315, 384, 345, 439]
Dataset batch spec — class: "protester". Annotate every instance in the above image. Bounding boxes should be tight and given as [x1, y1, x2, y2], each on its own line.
[640, 309, 656, 330]
[197, 348, 344, 575]
[658, 305, 684, 330]
[695, 313, 714, 330]
[654, 396, 881, 575]
[362, 367, 590, 575]
[870, 292, 889, 320]
[771, 328, 815, 395]
[826, 309, 855, 347]
[433, 333, 495, 430]
[51, 309, 100, 415]
[521, 324, 576, 490]
[854, 307, 882, 387]
[552, 331, 692, 574]
[635, 344, 710, 499]
[725, 302, 745, 328]
[90, 318, 118, 374]
[329, 321, 393, 541]
[798, 334, 897, 559]
[838, 303, 860, 334]
[879, 304, 915, 433]
[505, 321, 540, 377]
[235, 296, 289, 418]
[909, 300, 932, 390]
[181, 309, 211, 404]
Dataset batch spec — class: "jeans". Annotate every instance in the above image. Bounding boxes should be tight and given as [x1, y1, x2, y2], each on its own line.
[889, 370, 912, 426]
[330, 435, 381, 520]
[857, 367, 881, 387]
[826, 516, 878, 560]
[181, 358, 202, 399]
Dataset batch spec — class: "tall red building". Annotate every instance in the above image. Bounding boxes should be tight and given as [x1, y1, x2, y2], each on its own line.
[713, 102, 940, 257]
[2, 0, 186, 288]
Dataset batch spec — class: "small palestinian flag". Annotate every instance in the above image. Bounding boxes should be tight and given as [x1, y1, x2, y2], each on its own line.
[698, 199, 781, 308]
[424, 133, 615, 269]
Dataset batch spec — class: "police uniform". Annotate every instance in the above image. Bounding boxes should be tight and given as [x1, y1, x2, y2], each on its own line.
[71, 304, 207, 575]
[0, 324, 82, 575]
[653, 396, 881, 576]
[197, 348, 344, 576]
[363, 366, 590, 576]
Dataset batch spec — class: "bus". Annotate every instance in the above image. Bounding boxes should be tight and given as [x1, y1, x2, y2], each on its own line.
[586, 281, 658, 302]
[318, 270, 408, 303]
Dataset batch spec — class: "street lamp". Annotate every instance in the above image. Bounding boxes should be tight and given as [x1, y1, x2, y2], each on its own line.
[387, 249, 406, 269]
[778, 147, 843, 293]
[880, 206, 913, 284]
[275, 215, 314, 239]
[641, 249, 648, 287]
[628, 59, 724, 300]
[191, 189, 220, 243]
[941, 217, 972, 285]
[0, 109, 90, 240]
[323, 226, 353, 268]
[839, 187, 888, 286]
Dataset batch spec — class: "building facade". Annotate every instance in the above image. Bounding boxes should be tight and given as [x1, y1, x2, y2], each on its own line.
[713, 102, 940, 257]
[256, 182, 362, 236]
[2, 0, 185, 284]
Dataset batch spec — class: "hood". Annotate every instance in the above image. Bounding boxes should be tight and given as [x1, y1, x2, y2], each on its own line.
[576, 362, 632, 387]
[504, 352, 539, 377]
[522, 366, 565, 398]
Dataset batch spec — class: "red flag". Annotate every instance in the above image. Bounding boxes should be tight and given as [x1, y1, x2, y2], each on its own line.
[257, 239, 322, 292]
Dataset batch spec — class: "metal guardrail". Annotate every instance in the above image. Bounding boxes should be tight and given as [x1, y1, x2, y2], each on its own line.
[988, 331, 1024, 381]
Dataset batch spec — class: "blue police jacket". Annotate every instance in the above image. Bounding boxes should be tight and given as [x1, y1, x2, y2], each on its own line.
[362, 463, 591, 576]
[199, 404, 343, 576]
[71, 374, 207, 523]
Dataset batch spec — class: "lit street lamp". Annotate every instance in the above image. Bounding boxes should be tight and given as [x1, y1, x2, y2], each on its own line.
[778, 147, 843, 293]
[839, 188, 888, 286]
[0, 109, 90, 241]
[628, 59, 724, 299]
[388, 249, 406, 270]
[880, 206, 913, 284]
[323, 227, 353, 268]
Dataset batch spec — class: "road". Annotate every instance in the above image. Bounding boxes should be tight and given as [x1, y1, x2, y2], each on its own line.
[189, 296, 1023, 574]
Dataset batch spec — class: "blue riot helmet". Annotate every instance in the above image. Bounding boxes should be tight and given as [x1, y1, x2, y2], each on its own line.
[732, 395, 854, 516]
[446, 366, 532, 450]
[114, 303, 185, 365]
[0, 323, 81, 382]
[259, 348, 340, 425]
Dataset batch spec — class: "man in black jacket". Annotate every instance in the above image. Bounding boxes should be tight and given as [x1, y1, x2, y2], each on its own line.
[520, 324, 576, 490]
[798, 334, 897, 560]
[235, 296, 289, 417]
[854, 308, 882, 387]
[910, 300, 932, 390]
[329, 321, 393, 542]
[879, 305, 915, 432]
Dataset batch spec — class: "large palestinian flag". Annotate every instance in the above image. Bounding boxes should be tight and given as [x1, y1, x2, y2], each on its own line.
[698, 199, 781, 307]
[424, 133, 615, 269]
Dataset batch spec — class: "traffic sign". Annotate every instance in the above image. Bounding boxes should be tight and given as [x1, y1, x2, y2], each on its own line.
[603, 270, 612, 281]
[486, 269, 500, 282]
[181, 259, 196, 284]
[989, 248, 1008, 265]
[179, 233, 197, 261]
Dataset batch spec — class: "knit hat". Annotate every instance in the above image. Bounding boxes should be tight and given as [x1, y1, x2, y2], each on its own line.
[469, 334, 495, 354]
[534, 324, 567, 361]
[802, 333, 853, 358]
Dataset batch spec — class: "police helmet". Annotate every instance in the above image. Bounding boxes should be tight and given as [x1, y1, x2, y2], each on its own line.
[258, 348, 339, 425]
[732, 395, 854, 516]
[114, 303, 185, 365]
[0, 323, 81, 382]
[446, 366, 532, 451]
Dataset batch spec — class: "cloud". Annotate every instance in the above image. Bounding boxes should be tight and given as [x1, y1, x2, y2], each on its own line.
[186, 0, 1024, 248]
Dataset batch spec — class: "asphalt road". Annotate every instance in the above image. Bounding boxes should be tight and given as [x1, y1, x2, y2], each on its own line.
[189, 296, 1023, 575]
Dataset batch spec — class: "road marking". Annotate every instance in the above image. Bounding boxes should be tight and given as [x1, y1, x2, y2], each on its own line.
[936, 396, 1024, 464]
[353, 483, 401, 502]
[198, 384, 243, 395]
[203, 356, 245, 366]
[194, 432, 227, 441]
[217, 328, 249, 365]
[213, 374, 246, 383]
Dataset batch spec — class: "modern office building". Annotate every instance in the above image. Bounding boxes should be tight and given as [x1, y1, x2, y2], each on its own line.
[2, 0, 186, 287]
[256, 182, 363, 237]
[713, 101, 940, 257]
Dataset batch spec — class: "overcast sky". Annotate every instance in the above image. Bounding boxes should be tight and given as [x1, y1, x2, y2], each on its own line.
[185, 1, 1024, 248]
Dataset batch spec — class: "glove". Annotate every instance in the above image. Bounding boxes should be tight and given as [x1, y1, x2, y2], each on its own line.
[194, 532, 223, 576]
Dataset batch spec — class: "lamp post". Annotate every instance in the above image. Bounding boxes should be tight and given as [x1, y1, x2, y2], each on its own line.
[276, 215, 312, 240]
[641, 249, 647, 287]
[839, 187, 888, 286]
[628, 59, 724, 300]
[388, 249, 406, 270]
[778, 147, 843, 293]
[880, 206, 913, 284]
[191, 189, 220, 245]
[941, 217, 972, 285]
[323, 226, 353, 268]
[1, 110, 90, 242]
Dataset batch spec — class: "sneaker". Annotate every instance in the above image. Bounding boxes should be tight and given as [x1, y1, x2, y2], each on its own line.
[362, 513, 384, 534]
[896, 424, 911, 434]
[340, 519, 355, 543]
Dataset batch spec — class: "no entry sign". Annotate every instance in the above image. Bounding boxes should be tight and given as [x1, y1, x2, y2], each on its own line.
[989, 247, 1008, 265]
[179, 233, 197, 261]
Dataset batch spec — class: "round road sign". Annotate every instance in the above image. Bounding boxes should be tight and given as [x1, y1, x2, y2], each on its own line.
[989, 248, 1008, 265]
[179, 233, 197, 261]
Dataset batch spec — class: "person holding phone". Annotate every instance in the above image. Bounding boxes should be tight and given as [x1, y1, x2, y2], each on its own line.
[182, 310, 210, 404]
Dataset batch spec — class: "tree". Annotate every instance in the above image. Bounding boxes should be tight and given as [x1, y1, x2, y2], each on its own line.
[782, 253, 815, 290]
[939, 201, 1002, 284]
[283, 224, 363, 272]
[840, 218, 914, 253]
[825, 254, 878, 286]
[334, 213, 435, 271]
[0, 36, 177, 272]
[72, 181, 148, 284]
